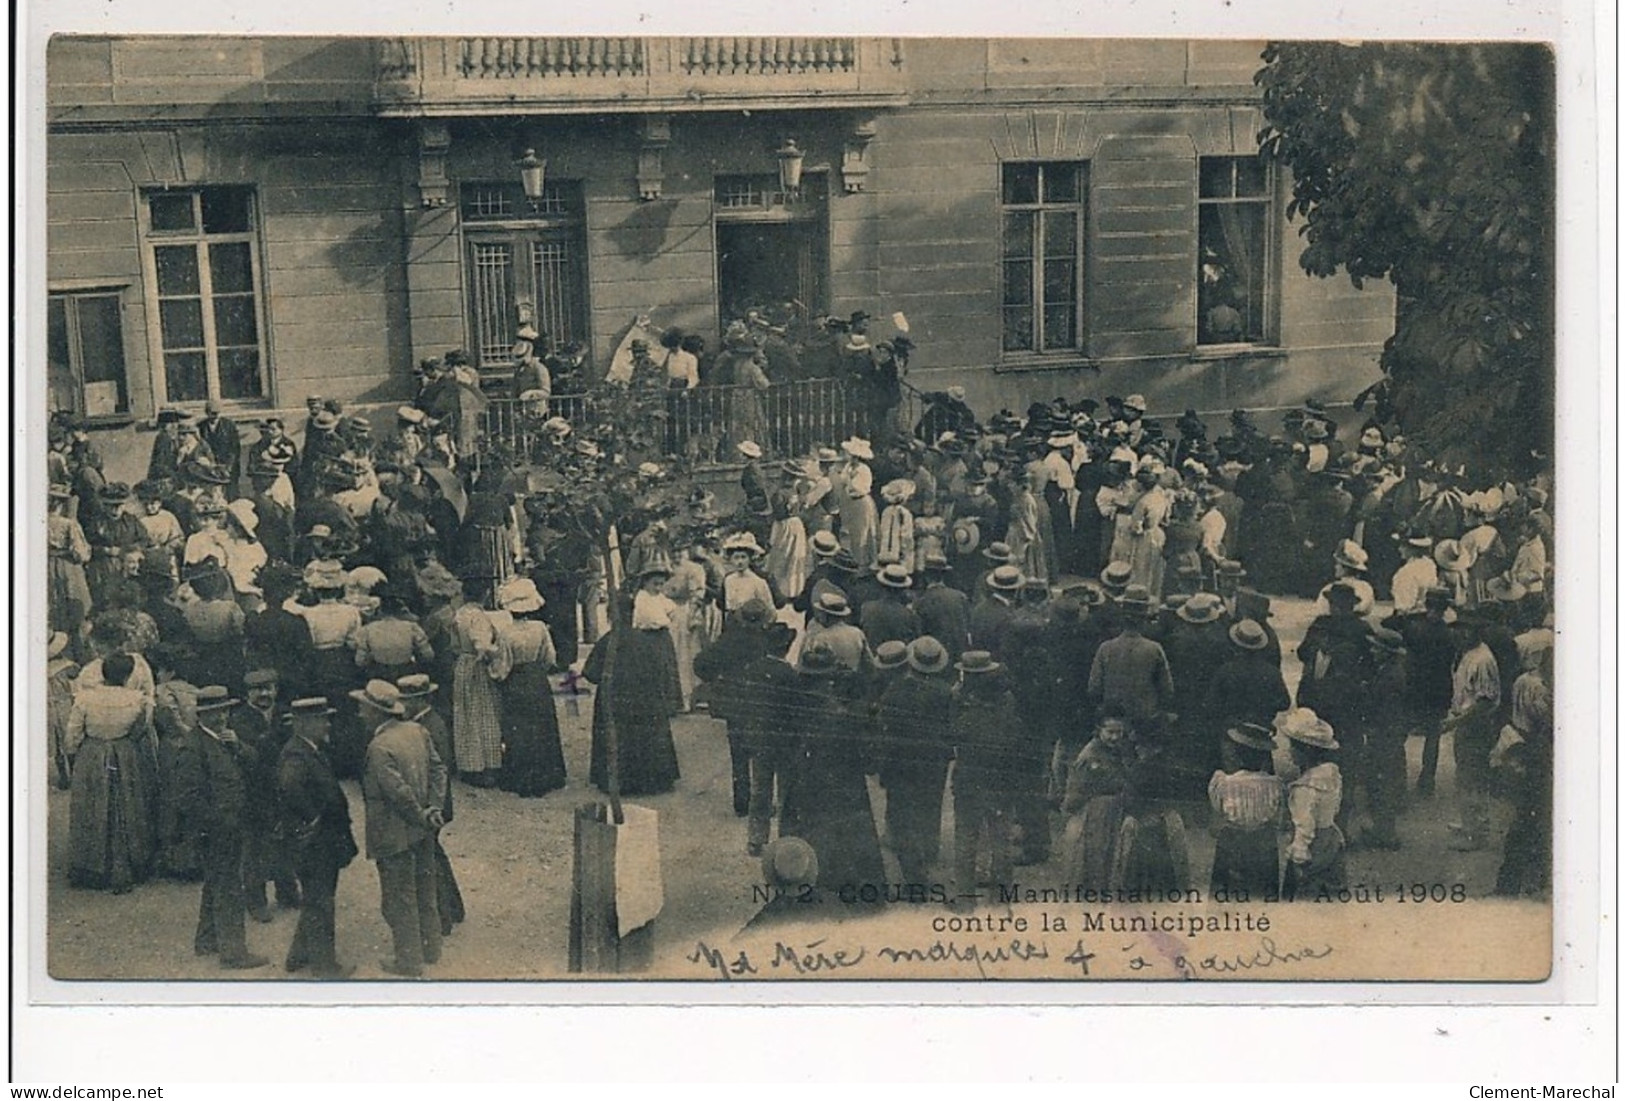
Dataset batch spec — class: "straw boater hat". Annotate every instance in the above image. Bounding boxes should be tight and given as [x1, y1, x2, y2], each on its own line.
[955, 650, 1001, 675]
[736, 441, 763, 460]
[396, 673, 438, 699]
[1277, 707, 1339, 751]
[1063, 581, 1107, 608]
[810, 531, 841, 559]
[1099, 561, 1133, 594]
[1117, 584, 1154, 611]
[814, 446, 840, 465]
[350, 679, 406, 717]
[986, 564, 1024, 592]
[981, 541, 1014, 565]
[813, 591, 851, 618]
[1485, 576, 1527, 604]
[1226, 722, 1277, 753]
[876, 563, 914, 589]
[310, 409, 341, 431]
[873, 640, 909, 670]
[1228, 618, 1270, 651]
[840, 437, 874, 461]
[906, 636, 951, 675]
[1176, 592, 1226, 624]
[196, 685, 239, 713]
[1122, 394, 1148, 414]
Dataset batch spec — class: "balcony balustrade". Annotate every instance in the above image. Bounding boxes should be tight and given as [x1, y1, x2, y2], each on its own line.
[375, 36, 908, 116]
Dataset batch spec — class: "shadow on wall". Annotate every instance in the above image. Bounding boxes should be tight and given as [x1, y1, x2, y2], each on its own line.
[605, 199, 690, 263]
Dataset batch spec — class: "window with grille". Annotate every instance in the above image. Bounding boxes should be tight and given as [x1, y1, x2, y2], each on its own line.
[714, 173, 827, 216]
[1001, 162, 1086, 355]
[461, 181, 588, 369]
[141, 186, 269, 404]
[48, 290, 131, 419]
[1197, 155, 1274, 346]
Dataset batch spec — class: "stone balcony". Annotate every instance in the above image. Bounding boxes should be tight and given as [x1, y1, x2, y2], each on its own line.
[374, 37, 910, 116]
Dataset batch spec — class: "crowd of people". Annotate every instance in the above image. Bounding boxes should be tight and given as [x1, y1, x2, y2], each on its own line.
[44, 341, 1556, 975]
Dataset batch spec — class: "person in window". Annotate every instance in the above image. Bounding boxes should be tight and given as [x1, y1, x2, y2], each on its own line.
[1202, 294, 1246, 345]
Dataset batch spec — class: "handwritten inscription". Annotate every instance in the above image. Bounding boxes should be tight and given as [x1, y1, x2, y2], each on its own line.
[686, 933, 1332, 980]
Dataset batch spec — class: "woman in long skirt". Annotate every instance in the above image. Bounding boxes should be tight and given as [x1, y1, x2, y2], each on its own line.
[663, 544, 712, 713]
[832, 441, 879, 568]
[48, 486, 93, 645]
[65, 653, 156, 893]
[584, 566, 682, 797]
[765, 466, 812, 609]
[451, 578, 505, 786]
[491, 579, 567, 797]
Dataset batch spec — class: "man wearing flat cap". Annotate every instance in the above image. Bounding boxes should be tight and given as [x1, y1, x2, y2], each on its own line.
[277, 697, 358, 977]
[357, 680, 447, 976]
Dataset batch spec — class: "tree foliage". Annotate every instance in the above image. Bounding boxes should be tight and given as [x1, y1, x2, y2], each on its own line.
[1256, 42, 1555, 479]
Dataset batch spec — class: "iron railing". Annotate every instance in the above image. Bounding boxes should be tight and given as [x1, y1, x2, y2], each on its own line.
[482, 377, 917, 465]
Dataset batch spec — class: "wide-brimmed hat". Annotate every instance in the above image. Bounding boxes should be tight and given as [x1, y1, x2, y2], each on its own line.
[981, 541, 1014, 564]
[289, 696, 336, 721]
[396, 673, 438, 698]
[1277, 707, 1339, 750]
[986, 564, 1024, 592]
[350, 679, 406, 717]
[1122, 394, 1148, 414]
[722, 532, 765, 557]
[1228, 618, 1269, 651]
[1217, 559, 1248, 579]
[310, 409, 341, 431]
[303, 559, 347, 590]
[830, 549, 860, 574]
[761, 836, 819, 888]
[880, 478, 916, 504]
[814, 591, 851, 618]
[955, 649, 1001, 675]
[810, 531, 841, 558]
[196, 685, 238, 713]
[497, 577, 544, 614]
[735, 599, 775, 628]
[906, 636, 951, 675]
[181, 458, 231, 486]
[1225, 722, 1276, 753]
[1176, 592, 1226, 624]
[876, 563, 913, 589]
[736, 441, 763, 460]
[637, 561, 674, 582]
[944, 519, 978, 555]
[1062, 581, 1107, 608]
[1099, 561, 1133, 592]
[225, 498, 259, 536]
[840, 437, 874, 461]
[814, 446, 840, 465]
[873, 640, 909, 670]
[1434, 539, 1476, 572]
[1330, 540, 1369, 572]
[1485, 576, 1527, 604]
[134, 479, 167, 501]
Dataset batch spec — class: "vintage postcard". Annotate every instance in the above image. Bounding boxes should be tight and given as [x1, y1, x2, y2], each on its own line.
[25, 27, 1580, 999]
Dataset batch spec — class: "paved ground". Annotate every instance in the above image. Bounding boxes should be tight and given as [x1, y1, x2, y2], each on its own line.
[43, 596, 1515, 982]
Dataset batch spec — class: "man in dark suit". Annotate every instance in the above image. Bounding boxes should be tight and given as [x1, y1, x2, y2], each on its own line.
[234, 669, 300, 919]
[396, 675, 464, 938]
[911, 554, 970, 660]
[357, 680, 448, 977]
[178, 686, 268, 970]
[199, 400, 242, 495]
[247, 458, 295, 564]
[276, 697, 358, 977]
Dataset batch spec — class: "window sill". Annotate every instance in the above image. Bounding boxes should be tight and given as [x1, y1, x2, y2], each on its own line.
[1190, 344, 1288, 362]
[993, 354, 1099, 375]
[79, 414, 137, 430]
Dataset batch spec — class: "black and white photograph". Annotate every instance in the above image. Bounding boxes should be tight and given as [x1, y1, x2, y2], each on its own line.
[25, 25, 1585, 995]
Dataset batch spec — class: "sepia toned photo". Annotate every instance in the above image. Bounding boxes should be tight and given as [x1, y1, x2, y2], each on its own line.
[34, 33, 1557, 985]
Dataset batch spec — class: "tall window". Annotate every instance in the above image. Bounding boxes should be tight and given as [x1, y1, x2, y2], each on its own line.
[1001, 162, 1085, 354]
[461, 181, 589, 368]
[142, 186, 268, 403]
[48, 290, 130, 418]
[1197, 155, 1272, 345]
